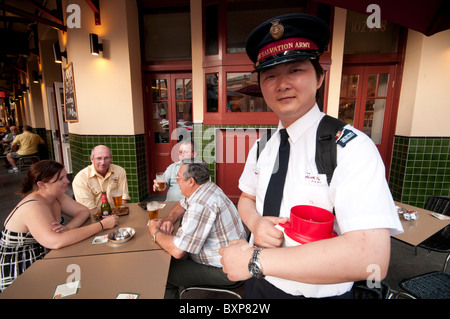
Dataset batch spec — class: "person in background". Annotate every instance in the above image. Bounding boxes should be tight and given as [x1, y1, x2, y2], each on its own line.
[0, 160, 118, 292]
[6, 125, 45, 173]
[72, 145, 130, 212]
[1, 126, 19, 168]
[149, 159, 246, 298]
[153, 139, 197, 201]
[219, 13, 403, 299]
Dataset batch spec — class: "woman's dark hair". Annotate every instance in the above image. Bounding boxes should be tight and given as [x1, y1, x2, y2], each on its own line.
[21, 160, 65, 194]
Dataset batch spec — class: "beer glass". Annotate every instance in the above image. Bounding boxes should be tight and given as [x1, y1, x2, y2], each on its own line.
[111, 190, 123, 208]
[156, 172, 166, 191]
[147, 201, 159, 220]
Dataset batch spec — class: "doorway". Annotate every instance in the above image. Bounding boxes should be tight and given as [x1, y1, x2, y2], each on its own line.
[47, 83, 72, 173]
[145, 73, 193, 194]
[339, 65, 397, 170]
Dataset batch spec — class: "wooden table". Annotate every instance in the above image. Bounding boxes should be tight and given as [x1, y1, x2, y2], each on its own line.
[0, 250, 170, 299]
[45, 201, 178, 259]
[393, 201, 450, 247]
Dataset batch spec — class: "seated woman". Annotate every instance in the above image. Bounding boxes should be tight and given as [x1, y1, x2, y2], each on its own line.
[0, 160, 119, 292]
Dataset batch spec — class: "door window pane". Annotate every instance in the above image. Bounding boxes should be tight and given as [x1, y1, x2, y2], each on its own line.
[152, 102, 169, 144]
[226, 72, 270, 112]
[377, 73, 389, 97]
[341, 74, 359, 98]
[338, 99, 356, 126]
[367, 74, 377, 97]
[175, 79, 183, 100]
[175, 78, 193, 141]
[206, 73, 219, 112]
[152, 79, 168, 100]
[348, 74, 359, 97]
[152, 79, 169, 144]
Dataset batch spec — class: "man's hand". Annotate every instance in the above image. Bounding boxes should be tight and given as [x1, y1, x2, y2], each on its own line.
[252, 216, 288, 248]
[148, 218, 163, 237]
[219, 239, 255, 282]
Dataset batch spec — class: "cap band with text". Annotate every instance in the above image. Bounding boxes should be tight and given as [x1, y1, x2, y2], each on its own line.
[256, 38, 319, 64]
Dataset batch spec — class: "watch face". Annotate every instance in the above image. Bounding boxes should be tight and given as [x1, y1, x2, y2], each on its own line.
[249, 262, 262, 278]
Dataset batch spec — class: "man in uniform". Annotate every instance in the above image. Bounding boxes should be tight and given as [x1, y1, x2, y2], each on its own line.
[219, 13, 403, 299]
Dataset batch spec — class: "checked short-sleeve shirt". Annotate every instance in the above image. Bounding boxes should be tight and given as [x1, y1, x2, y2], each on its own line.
[173, 181, 246, 268]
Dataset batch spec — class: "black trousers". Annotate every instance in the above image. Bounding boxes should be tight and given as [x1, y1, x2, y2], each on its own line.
[245, 277, 353, 299]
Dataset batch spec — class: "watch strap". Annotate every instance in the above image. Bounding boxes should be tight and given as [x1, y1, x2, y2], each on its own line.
[249, 247, 264, 279]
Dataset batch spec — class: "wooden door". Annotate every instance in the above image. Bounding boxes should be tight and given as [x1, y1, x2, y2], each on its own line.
[339, 65, 396, 168]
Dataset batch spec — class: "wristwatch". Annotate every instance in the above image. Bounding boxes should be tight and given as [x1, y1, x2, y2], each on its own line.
[248, 247, 264, 279]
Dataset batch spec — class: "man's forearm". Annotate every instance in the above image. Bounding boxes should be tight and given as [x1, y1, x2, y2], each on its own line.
[165, 201, 186, 224]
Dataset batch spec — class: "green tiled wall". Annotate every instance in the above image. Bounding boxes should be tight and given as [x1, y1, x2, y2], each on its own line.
[69, 133, 148, 202]
[389, 136, 450, 208]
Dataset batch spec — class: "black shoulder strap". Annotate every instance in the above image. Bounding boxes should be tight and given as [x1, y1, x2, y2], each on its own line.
[4, 199, 39, 227]
[315, 115, 346, 185]
[256, 117, 347, 185]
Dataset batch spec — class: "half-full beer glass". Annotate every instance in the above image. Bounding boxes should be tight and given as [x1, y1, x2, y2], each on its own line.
[147, 201, 159, 220]
[156, 172, 166, 191]
[112, 190, 123, 208]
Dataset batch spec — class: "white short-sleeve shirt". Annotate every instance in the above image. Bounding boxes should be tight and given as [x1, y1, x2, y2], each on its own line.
[239, 104, 403, 297]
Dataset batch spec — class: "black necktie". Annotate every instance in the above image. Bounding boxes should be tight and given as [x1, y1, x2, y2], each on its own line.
[263, 129, 290, 217]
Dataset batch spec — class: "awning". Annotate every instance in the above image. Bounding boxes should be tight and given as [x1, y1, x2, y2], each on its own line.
[316, 0, 450, 36]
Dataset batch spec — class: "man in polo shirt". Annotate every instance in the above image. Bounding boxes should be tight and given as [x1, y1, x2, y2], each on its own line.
[72, 145, 130, 211]
[149, 159, 247, 299]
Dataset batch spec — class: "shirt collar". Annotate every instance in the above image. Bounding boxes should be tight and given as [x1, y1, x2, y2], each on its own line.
[88, 164, 114, 178]
[278, 104, 323, 144]
[185, 180, 210, 204]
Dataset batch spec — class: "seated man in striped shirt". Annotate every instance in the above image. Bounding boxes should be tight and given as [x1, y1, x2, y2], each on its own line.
[149, 158, 247, 299]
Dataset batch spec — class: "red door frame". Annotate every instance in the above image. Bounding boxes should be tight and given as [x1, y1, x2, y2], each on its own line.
[144, 72, 192, 195]
[341, 65, 397, 176]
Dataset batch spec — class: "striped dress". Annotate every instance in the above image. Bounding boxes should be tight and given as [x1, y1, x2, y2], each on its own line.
[0, 200, 48, 292]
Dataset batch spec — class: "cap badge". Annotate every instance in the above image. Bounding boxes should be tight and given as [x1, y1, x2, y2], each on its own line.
[270, 19, 284, 40]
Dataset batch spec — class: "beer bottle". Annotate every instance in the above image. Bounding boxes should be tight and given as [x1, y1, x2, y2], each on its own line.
[101, 191, 111, 216]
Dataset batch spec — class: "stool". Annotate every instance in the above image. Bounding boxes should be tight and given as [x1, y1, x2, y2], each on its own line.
[179, 281, 244, 299]
[18, 155, 40, 171]
[397, 271, 450, 299]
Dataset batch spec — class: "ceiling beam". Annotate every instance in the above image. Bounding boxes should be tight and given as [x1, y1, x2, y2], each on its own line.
[85, 0, 101, 25]
[22, 0, 64, 25]
[0, 3, 67, 31]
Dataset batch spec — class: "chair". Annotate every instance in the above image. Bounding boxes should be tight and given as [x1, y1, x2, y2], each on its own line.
[397, 271, 450, 299]
[17, 154, 40, 171]
[417, 196, 450, 271]
[179, 280, 244, 299]
[353, 281, 392, 299]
